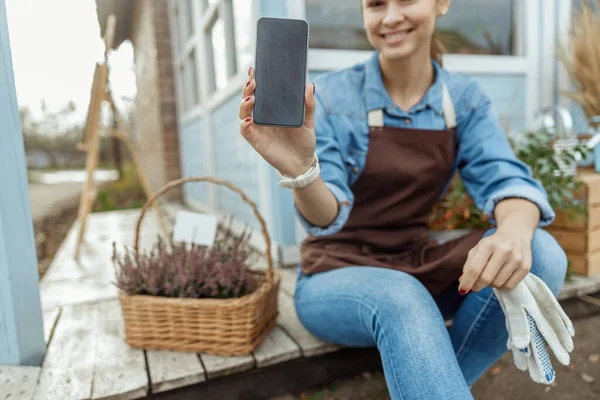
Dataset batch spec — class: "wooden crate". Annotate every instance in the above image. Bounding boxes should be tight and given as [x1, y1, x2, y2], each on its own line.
[545, 168, 600, 276]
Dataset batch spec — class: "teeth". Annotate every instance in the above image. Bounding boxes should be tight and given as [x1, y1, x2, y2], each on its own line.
[385, 31, 409, 40]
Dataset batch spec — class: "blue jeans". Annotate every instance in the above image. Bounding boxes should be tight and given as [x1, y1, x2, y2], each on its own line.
[294, 228, 567, 400]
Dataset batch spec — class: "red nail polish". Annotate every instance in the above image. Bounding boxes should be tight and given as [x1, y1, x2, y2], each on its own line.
[244, 96, 251, 102]
[245, 80, 251, 87]
[245, 117, 251, 122]
[458, 289, 468, 296]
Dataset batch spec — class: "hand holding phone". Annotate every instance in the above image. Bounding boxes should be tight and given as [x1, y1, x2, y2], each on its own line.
[238, 18, 317, 178]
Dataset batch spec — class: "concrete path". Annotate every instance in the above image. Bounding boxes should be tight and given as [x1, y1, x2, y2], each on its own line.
[28, 169, 117, 223]
[28, 182, 82, 223]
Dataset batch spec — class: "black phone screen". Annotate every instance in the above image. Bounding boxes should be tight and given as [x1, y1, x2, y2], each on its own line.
[253, 17, 309, 127]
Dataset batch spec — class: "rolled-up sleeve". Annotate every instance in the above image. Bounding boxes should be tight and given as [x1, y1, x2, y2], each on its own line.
[294, 91, 354, 236]
[456, 83, 555, 227]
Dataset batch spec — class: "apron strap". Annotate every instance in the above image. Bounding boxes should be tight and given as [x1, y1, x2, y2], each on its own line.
[367, 83, 457, 129]
[368, 108, 384, 127]
[441, 84, 456, 129]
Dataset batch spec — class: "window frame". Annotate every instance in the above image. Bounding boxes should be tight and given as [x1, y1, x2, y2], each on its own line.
[288, 0, 542, 128]
[169, 0, 259, 123]
[169, 0, 260, 212]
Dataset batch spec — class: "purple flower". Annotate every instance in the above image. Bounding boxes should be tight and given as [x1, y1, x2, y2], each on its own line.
[112, 216, 257, 299]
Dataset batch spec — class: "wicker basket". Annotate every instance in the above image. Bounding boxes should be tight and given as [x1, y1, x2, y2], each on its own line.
[118, 176, 281, 355]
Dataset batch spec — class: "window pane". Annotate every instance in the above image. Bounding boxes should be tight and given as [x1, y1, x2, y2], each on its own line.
[305, 0, 516, 55]
[173, 4, 183, 53]
[233, 0, 253, 72]
[436, 0, 515, 55]
[182, 50, 199, 110]
[305, 0, 370, 50]
[199, 0, 220, 12]
[211, 17, 228, 91]
[178, 0, 194, 46]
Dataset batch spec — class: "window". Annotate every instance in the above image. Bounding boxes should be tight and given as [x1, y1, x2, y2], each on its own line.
[436, 0, 515, 55]
[173, 0, 200, 108]
[233, 0, 253, 73]
[172, 0, 255, 113]
[305, 0, 517, 55]
[210, 17, 228, 91]
[200, 0, 220, 11]
[202, 0, 252, 93]
[182, 50, 199, 111]
[177, 0, 194, 49]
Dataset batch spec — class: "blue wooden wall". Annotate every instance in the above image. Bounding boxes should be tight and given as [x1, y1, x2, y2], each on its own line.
[211, 95, 262, 230]
[0, 0, 46, 366]
[179, 117, 210, 206]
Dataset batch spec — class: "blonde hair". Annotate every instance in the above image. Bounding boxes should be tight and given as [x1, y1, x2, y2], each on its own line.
[431, 32, 445, 66]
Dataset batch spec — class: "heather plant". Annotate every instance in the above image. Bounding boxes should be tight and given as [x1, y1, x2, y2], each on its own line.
[112, 216, 259, 299]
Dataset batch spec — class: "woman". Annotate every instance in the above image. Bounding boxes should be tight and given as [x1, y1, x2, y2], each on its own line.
[239, 0, 567, 398]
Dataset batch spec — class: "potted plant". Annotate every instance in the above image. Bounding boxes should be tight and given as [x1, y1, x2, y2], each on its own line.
[429, 129, 590, 231]
[112, 177, 280, 356]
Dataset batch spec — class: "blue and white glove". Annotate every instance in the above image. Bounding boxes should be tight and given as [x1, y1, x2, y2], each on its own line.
[493, 273, 575, 384]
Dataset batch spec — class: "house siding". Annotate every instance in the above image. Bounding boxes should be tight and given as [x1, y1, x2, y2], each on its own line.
[179, 117, 209, 206]
[211, 95, 262, 230]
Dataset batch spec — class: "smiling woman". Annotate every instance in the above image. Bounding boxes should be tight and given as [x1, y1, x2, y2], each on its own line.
[305, 0, 516, 55]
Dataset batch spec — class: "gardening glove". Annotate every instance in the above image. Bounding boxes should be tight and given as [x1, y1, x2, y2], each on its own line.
[506, 307, 558, 384]
[493, 273, 575, 384]
[523, 273, 575, 353]
[496, 291, 529, 371]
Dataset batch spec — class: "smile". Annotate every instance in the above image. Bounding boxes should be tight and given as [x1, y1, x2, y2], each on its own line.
[381, 29, 414, 45]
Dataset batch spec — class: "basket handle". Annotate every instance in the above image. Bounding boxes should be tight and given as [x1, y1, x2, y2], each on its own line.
[134, 176, 274, 284]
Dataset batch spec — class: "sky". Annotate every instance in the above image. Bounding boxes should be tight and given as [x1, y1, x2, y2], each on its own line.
[5, 0, 137, 122]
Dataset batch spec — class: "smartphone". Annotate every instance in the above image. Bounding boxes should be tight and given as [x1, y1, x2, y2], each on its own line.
[253, 17, 309, 128]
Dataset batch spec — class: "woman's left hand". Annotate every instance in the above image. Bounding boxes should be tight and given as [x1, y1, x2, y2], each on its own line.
[457, 230, 533, 294]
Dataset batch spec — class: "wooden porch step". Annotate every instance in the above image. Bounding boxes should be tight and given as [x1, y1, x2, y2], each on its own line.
[0, 366, 41, 400]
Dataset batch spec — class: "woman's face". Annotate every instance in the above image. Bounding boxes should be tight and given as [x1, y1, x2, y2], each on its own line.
[362, 0, 450, 61]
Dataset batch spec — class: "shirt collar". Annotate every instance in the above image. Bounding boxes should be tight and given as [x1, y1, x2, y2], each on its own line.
[364, 51, 445, 116]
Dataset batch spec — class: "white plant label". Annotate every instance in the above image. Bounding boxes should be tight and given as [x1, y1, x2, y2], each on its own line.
[172, 210, 218, 246]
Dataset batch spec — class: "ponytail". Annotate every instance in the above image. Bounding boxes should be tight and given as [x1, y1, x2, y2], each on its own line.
[430, 33, 446, 66]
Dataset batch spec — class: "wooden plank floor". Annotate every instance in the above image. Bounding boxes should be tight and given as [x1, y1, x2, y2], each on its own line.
[3, 208, 598, 400]
[0, 366, 41, 400]
[30, 208, 338, 399]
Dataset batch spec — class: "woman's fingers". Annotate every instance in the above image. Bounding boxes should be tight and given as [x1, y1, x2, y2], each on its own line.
[240, 114, 254, 142]
[490, 260, 515, 289]
[459, 244, 492, 294]
[241, 77, 255, 100]
[471, 250, 508, 292]
[304, 82, 316, 129]
[241, 67, 255, 100]
[239, 95, 255, 119]
[239, 66, 256, 119]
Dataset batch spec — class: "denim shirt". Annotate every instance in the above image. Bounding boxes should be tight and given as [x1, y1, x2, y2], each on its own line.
[296, 51, 555, 236]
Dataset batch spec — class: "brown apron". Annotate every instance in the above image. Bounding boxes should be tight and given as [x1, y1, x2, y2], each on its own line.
[300, 84, 485, 295]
